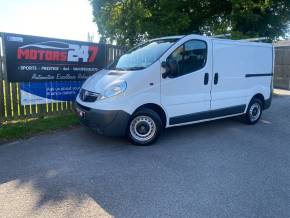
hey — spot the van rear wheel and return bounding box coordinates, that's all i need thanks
[242,98,263,125]
[128,108,163,145]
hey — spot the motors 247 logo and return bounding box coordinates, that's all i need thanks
[17,41,99,63]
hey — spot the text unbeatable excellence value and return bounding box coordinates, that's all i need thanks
[31,73,92,81]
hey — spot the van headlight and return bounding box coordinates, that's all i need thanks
[100,80,127,100]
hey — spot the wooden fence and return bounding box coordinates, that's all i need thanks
[274,46,290,90]
[0,35,126,122]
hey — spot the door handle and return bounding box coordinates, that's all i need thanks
[204,73,209,85]
[214,73,219,85]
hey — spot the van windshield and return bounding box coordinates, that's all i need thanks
[107,38,179,71]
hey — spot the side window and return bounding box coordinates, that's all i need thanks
[167,40,207,76]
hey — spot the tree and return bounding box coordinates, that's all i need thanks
[230,0,290,39]
[89,0,290,46]
[90,0,150,46]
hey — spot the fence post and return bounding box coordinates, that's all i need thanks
[0,33,5,122]
[0,33,13,121]
[105,44,108,66]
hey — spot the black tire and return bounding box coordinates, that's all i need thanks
[242,98,263,125]
[127,108,163,146]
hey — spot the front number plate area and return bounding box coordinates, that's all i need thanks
[76,108,86,118]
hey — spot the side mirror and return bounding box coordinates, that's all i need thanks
[161,61,170,79]
[161,60,179,79]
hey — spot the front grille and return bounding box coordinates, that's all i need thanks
[79,89,100,102]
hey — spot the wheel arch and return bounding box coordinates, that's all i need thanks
[251,93,266,109]
[133,103,167,128]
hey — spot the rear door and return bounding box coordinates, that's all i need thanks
[161,37,212,126]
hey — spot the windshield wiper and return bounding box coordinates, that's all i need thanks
[115,67,126,71]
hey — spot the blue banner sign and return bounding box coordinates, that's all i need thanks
[20,81,83,105]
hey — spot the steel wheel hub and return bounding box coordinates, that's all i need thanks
[130,116,156,142]
[249,103,261,122]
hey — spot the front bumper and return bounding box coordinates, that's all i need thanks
[75,102,130,136]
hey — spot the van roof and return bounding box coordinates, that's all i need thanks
[210,36,272,47]
[152,35,185,41]
[151,34,272,47]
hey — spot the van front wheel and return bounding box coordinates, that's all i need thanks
[242,98,263,125]
[128,108,163,145]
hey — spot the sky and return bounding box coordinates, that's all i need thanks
[0,0,100,42]
[0,0,288,43]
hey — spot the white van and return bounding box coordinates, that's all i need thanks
[75,34,274,145]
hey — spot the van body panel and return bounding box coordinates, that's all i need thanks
[211,40,273,111]
[169,104,246,125]
[77,62,162,115]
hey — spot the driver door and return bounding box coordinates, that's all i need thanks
[161,39,212,125]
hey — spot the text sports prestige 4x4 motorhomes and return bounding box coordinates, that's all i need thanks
[75,34,274,145]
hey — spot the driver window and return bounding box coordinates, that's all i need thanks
[167,45,183,74]
[167,40,207,77]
